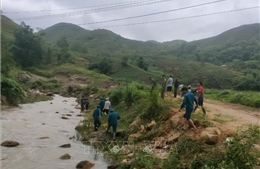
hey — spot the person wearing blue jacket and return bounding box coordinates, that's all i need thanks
[106,108,120,139]
[179,87,198,130]
[93,105,102,131]
[98,97,105,114]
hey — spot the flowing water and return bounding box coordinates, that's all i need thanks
[1,95,108,169]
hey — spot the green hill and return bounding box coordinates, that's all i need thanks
[190,23,260,47]
[1,15,259,94]
[1,15,20,40]
[42,23,162,55]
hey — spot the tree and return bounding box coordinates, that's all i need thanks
[121,56,128,66]
[137,57,148,71]
[56,37,71,61]
[11,22,43,68]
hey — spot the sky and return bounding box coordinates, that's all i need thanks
[1,0,259,42]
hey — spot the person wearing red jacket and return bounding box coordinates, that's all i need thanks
[193,81,206,115]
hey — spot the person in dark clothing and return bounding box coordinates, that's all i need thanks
[174,79,179,98]
[161,75,167,99]
[179,87,198,130]
[99,97,105,114]
[85,98,90,111]
[93,105,102,131]
[149,77,156,93]
[106,108,120,139]
[80,98,85,112]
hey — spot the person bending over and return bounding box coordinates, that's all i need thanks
[179,87,198,130]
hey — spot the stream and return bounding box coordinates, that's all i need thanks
[1,95,108,169]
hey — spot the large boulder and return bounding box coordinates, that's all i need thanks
[170,115,181,129]
[129,118,142,133]
[76,160,95,169]
[201,127,222,145]
[1,141,19,147]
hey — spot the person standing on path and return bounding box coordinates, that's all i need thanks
[103,97,111,115]
[161,75,167,99]
[149,77,156,93]
[166,75,173,96]
[174,79,179,98]
[179,87,198,130]
[106,108,120,139]
[93,105,102,131]
[193,82,206,115]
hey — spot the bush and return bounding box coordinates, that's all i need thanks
[109,87,124,106]
[1,77,24,106]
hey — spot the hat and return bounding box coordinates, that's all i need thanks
[106,97,109,100]
[109,108,114,112]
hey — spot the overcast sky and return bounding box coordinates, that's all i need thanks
[2,0,259,42]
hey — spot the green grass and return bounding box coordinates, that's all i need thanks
[205,89,260,108]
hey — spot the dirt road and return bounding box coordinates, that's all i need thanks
[203,99,260,130]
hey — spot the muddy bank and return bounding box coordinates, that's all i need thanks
[1,95,108,169]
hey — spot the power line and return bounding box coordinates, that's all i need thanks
[79,0,228,25]
[12,0,176,21]
[98,6,259,28]
[4,0,155,13]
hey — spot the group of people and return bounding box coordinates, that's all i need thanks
[92,97,120,139]
[87,79,206,140]
[179,81,206,130]
[149,75,179,99]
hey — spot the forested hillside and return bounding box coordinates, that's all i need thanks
[1,15,259,105]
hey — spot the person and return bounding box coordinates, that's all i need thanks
[99,97,105,115]
[106,108,120,139]
[193,82,206,115]
[179,87,198,130]
[80,98,85,112]
[85,98,90,111]
[161,75,167,99]
[174,79,179,98]
[166,75,173,95]
[93,105,102,131]
[149,77,156,92]
[103,97,111,115]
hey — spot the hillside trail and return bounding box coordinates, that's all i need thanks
[203,99,260,130]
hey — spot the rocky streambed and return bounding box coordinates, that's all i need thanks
[1,95,108,169]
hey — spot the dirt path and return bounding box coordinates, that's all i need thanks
[203,99,260,130]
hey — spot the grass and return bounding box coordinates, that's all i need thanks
[205,89,260,108]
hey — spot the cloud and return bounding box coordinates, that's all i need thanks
[2,0,259,42]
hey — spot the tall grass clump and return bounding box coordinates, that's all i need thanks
[1,77,24,106]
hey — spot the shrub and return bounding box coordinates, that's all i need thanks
[109,87,124,106]
[1,77,24,106]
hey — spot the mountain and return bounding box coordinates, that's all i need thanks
[1,15,259,91]
[1,15,20,40]
[190,23,260,47]
[42,23,162,55]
